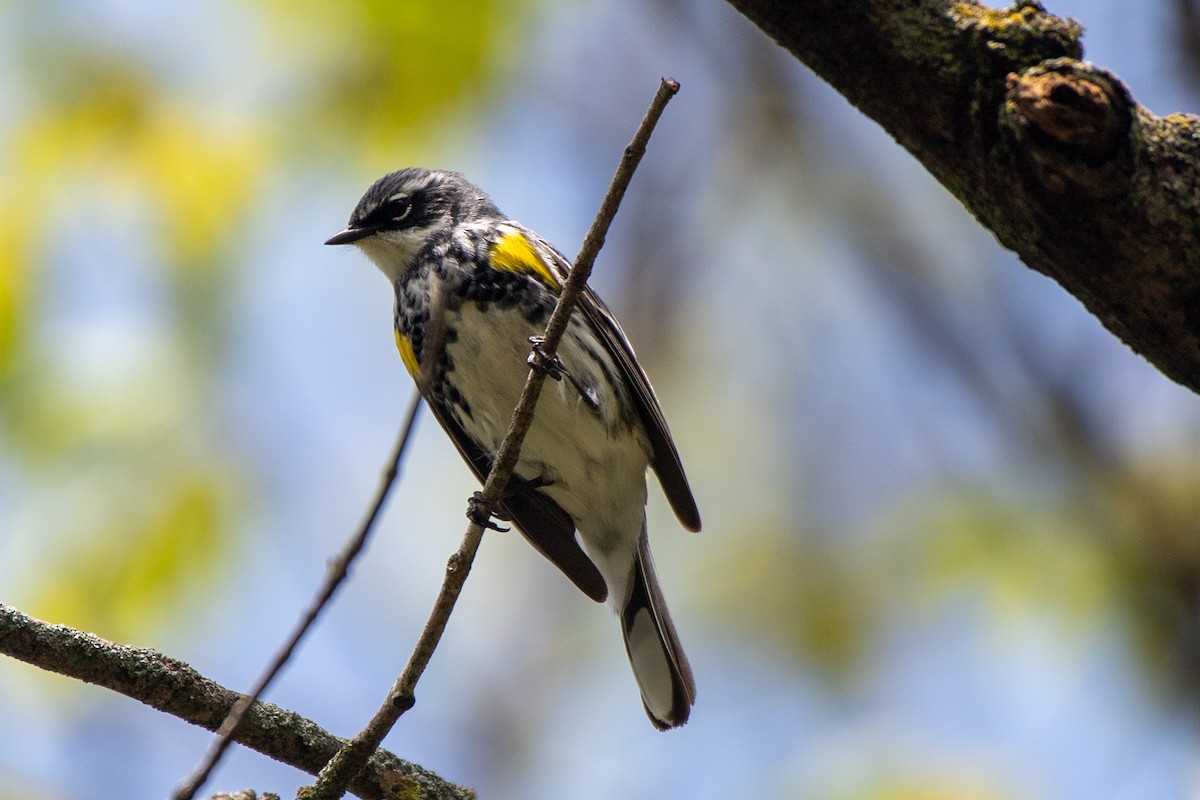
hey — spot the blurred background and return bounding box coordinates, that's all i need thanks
[3,1,1200,798]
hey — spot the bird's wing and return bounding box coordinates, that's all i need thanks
[575,287,701,531]
[524,228,702,533]
[422,397,608,602]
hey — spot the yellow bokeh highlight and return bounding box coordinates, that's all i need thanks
[0,197,35,381]
[914,495,1116,631]
[256,0,526,159]
[3,59,258,636]
[12,63,265,271]
[135,112,266,270]
[29,472,235,642]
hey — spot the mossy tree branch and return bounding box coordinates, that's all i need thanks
[725,0,1200,394]
[0,604,473,799]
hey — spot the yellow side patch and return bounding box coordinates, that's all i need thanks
[490,228,562,289]
[394,328,420,377]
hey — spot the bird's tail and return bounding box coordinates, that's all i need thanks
[619,526,696,730]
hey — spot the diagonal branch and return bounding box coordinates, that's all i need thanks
[303,77,681,800]
[0,604,472,800]
[172,391,424,800]
[725,0,1200,394]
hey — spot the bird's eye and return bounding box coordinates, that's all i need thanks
[385,193,412,223]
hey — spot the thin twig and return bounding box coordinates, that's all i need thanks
[304,77,681,800]
[172,390,424,800]
[0,605,472,800]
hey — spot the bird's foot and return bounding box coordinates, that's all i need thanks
[527,336,566,380]
[466,491,510,532]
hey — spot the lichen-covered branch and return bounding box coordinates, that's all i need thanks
[725,0,1200,394]
[0,605,473,800]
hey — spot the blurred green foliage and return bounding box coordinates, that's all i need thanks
[913,492,1116,629]
[0,0,525,641]
[258,0,524,159]
[703,521,881,684]
[31,472,235,638]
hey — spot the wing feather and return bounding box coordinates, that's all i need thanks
[421,378,609,602]
[521,228,702,532]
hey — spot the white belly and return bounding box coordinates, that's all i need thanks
[443,302,650,562]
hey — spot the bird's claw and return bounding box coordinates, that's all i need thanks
[467,491,510,532]
[527,336,566,380]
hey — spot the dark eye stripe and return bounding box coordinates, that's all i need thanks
[360,193,414,229]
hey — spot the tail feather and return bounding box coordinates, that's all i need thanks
[620,529,695,730]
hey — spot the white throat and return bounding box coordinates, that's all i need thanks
[355,228,430,283]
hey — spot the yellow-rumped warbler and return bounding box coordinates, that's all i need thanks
[326,167,700,730]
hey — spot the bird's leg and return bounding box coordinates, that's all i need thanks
[509,474,553,494]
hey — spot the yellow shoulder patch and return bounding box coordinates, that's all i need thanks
[489,228,562,289]
[394,328,420,377]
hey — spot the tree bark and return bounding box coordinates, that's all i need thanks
[0,605,474,800]
[725,0,1200,394]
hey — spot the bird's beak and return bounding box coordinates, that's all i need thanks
[325,226,373,246]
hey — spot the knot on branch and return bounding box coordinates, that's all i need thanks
[1002,59,1133,197]
[952,1,1082,69]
